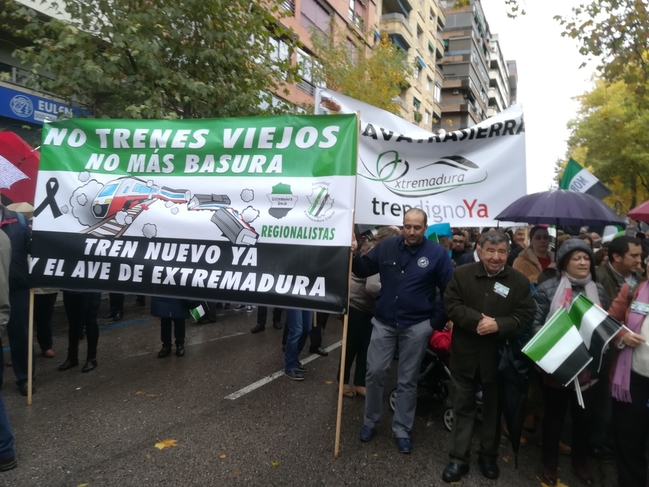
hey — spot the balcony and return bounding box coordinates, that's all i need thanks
[393,95,409,112]
[281,0,295,15]
[435,64,444,80]
[488,87,505,112]
[382,0,413,16]
[440,102,469,113]
[380,13,413,36]
[296,80,315,97]
[381,13,413,50]
[349,10,365,32]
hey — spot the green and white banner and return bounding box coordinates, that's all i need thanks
[30,115,358,312]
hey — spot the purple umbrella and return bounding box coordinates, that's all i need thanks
[495,189,625,226]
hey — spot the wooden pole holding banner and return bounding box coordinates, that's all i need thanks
[334,253,353,459]
[334,111,360,459]
[27,289,34,405]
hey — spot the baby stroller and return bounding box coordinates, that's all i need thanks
[388,346,483,431]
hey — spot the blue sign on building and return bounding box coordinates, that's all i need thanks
[0,85,88,125]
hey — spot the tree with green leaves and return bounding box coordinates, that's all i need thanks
[554,1,649,210]
[556,0,648,90]
[2,0,300,119]
[310,27,411,115]
[560,77,649,210]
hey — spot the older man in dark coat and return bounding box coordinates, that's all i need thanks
[442,231,535,483]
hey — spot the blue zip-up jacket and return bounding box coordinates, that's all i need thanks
[352,235,454,330]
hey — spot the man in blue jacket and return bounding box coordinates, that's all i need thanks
[352,208,454,453]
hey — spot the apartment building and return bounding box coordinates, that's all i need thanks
[487,33,516,117]
[277,0,378,108]
[377,0,446,127]
[435,0,516,131]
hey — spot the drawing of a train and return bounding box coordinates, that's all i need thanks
[92,177,190,219]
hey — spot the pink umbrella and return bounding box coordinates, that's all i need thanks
[627,200,649,224]
[0,132,40,203]
[0,154,29,191]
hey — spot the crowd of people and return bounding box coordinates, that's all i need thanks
[3,200,649,485]
[337,211,649,486]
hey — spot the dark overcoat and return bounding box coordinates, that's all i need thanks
[444,262,535,384]
[151,297,190,319]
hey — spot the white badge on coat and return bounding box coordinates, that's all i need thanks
[630,301,649,315]
[418,257,429,268]
[494,282,510,298]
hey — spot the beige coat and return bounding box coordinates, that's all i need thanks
[512,247,554,284]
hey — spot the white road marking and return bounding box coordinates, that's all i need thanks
[208,332,246,342]
[126,332,245,357]
[225,340,343,400]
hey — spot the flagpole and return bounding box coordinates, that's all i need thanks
[611,192,630,213]
[334,111,360,459]
[573,378,584,409]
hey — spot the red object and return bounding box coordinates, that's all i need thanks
[0,132,40,203]
[430,328,452,353]
[628,200,649,224]
[538,256,552,270]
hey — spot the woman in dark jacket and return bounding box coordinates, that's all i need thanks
[151,297,189,358]
[531,238,609,486]
[59,291,101,372]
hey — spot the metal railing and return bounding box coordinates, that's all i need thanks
[297,80,315,97]
[281,0,295,15]
[348,10,365,31]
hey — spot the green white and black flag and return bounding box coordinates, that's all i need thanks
[522,308,592,387]
[559,158,611,200]
[568,294,622,372]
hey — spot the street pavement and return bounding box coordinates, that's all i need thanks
[1,296,616,486]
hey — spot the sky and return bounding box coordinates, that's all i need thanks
[480,0,597,193]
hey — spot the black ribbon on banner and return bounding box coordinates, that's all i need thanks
[34,177,62,218]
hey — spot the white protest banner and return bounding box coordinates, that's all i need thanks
[315,89,527,226]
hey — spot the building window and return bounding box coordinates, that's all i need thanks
[426,76,432,92]
[301,0,331,32]
[434,83,441,103]
[415,65,421,81]
[429,9,435,22]
[417,24,424,43]
[348,0,365,31]
[413,97,421,111]
[269,38,290,78]
[297,48,325,96]
[424,110,430,125]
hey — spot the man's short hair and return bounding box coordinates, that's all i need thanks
[404,208,427,227]
[452,229,464,239]
[479,231,510,250]
[608,235,641,261]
